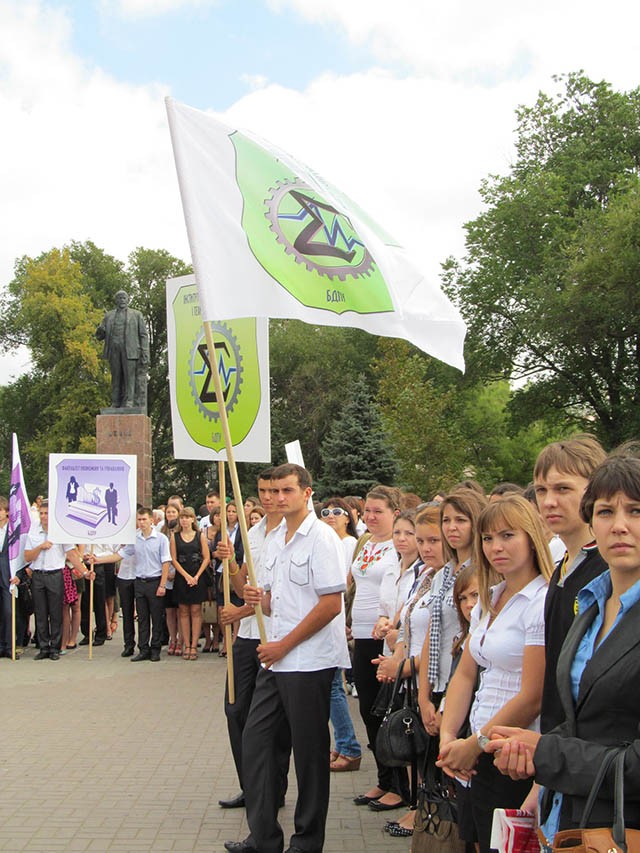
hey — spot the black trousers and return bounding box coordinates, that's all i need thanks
[352,637,397,793]
[470,753,533,853]
[224,637,290,794]
[116,576,136,651]
[243,667,334,853]
[80,564,107,641]
[32,570,64,652]
[0,564,12,654]
[135,577,164,653]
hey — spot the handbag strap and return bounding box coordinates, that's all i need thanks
[384,658,407,716]
[580,747,627,850]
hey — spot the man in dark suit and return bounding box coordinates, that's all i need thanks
[105,483,118,525]
[96,291,149,409]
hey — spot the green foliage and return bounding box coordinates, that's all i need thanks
[318,375,398,496]
[268,320,379,477]
[444,72,640,447]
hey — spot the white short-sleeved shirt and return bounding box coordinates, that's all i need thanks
[351,539,398,639]
[116,544,136,581]
[238,515,274,641]
[262,511,350,672]
[379,561,417,654]
[339,535,357,574]
[469,573,547,733]
[26,528,74,571]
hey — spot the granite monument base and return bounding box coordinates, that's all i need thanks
[96,413,152,507]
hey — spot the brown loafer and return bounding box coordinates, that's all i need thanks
[330,753,362,772]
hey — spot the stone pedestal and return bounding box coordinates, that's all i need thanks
[96,414,152,507]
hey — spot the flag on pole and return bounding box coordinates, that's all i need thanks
[165,98,466,371]
[8,433,31,593]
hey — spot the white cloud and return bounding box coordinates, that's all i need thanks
[271,0,640,90]
[240,73,269,92]
[100,0,218,19]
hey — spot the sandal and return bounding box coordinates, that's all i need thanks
[182,647,190,660]
[168,642,176,656]
[330,749,340,763]
[189,647,198,660]
[330,754,362,772]
[175,643,182,657]
[110,619,118,634]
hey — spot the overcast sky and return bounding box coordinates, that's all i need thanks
[2,0,639,380]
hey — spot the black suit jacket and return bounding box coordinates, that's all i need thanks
[536,594,640,831]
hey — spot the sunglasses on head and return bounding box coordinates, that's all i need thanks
[321,507,348,518]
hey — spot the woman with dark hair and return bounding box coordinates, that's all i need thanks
[437,495,553,852]
[161,501,181,656]
[321,496,362,773]
[489,454,640,847]
[350,484,404,811]
[321,496,358,571]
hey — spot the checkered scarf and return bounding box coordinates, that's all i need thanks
[427,561,458,689]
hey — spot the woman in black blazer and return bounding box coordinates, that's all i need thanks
[487,453,640,843]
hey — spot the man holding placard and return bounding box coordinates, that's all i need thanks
[23,501,89,660]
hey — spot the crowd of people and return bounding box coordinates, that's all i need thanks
[2,433,640,853]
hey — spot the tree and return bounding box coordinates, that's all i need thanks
[318,376,398,496]
[443,73,640,447]
[268,320,379,476]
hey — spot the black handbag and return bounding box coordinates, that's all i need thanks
[376,656,429,768]
[412,742,465,853]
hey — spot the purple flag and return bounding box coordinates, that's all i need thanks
[8,433,31,589]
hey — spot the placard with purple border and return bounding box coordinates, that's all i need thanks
[48,454,137,544]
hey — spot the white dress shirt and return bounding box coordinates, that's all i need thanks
[25,527,74,571]
[468,573,547,733]
[262,512,350,672]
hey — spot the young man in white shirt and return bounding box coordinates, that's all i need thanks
[226,464,349,853]
[23,501,88,660]
[217,469,289,812]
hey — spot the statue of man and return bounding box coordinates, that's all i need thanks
[96,291,150,410]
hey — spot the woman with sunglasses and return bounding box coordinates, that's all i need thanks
[320,497,359,571]
[321,497,362,773]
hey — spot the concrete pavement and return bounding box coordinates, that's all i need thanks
[0,634,410,852]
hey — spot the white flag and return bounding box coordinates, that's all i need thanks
[166,98,466,371]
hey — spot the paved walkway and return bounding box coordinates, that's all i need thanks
[0,635,409,852]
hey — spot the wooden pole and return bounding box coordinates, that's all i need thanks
[11,592,16,662]
[88,545,94,661]
[218,461,235,704]
[202,322,267,644]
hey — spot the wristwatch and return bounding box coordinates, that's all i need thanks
[476,731,490,751]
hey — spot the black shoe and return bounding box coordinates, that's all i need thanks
[131,653,150,662]
[79,637,90,646]
[34,650,50,660]
[49,652,60,661]
[218,793,245,809]
[93,638,106,646]
[223,840,257,853]
[121,647,134,657]
[150,651,160,662]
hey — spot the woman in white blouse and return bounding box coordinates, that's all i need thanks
[437,495,554,853]
[350,484,403,810]
[418,489,488,732]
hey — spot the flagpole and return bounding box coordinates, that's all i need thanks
[11,594,16,662]
[218,461,235,704]
[202,322,267,644]
[88,545,94,661]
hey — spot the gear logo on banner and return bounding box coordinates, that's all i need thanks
[172,283,261,451]
[231,131,395,316]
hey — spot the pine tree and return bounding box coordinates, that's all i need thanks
[318,376,398,496]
